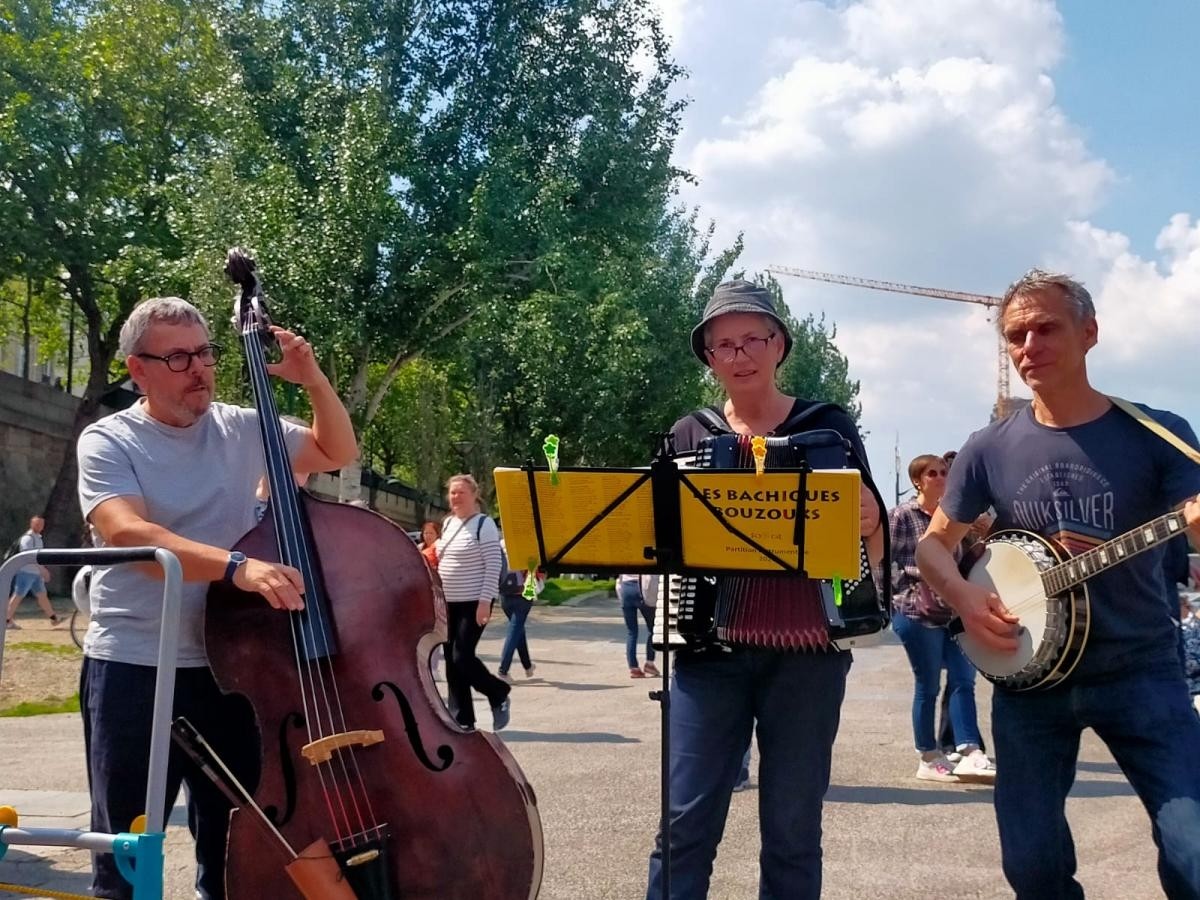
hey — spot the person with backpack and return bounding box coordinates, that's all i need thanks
[435,474,511,731]
[644,279,884,900]
[497,536,544,684]
[6,515,63,629]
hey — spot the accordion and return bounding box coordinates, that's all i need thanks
[652,430,889,653]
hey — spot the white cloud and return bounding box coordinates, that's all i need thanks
[668,0,1198,486]
[1053,216,1200,421]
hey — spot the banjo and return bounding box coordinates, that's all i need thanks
[954,507,1192,691]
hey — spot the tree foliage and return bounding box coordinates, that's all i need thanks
[0,0,238,541]
[0,0,864,528]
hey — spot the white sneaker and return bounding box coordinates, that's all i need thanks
[916,755,959,783]
[953,749,996,783]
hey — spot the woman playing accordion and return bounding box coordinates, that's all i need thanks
[644,279,884,900]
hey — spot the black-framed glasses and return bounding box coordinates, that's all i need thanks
[136,343,223,373]
[706,332,776,364]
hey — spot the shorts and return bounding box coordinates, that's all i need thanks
[11,571,46,598]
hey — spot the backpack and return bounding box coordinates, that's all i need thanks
[3,534,24,562]
[472,515,521,596]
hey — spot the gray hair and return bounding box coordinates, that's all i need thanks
[999,269,1095,328]
[119,297,210,357]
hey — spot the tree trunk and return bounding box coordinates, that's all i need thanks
[41,377,108,554]
[337,459,363,503]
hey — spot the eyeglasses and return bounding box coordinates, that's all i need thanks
[135,343,222,373]
[706,332,776,364]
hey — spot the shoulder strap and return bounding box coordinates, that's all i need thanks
[690,406,732,435]
[774,401,840,435]
[473,514,490,540]
[690,401,843,437]
[1109,396,1200,465]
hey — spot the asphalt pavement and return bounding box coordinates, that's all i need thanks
[0,591,1165,899]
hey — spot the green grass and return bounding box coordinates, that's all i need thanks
[541,578,615,607]
[0,693,80,717]
[8,641,80,657]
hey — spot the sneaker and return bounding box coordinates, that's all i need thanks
[642,661,660,677]
[732,777,750,793]
[5,620,19,630]
[953,749,996,783]
[916,755,959,783]
[491,697,511,731]
[498,671,514,685]
[524,665,536,679]
[629,667,646,678]
[49,614,63,627]
[944,750,963,765]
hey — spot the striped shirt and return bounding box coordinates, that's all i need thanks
[435,513,502,604]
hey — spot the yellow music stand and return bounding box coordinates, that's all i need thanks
[494,457,861,581]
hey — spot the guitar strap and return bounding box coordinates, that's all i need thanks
[1108,396,1200,466]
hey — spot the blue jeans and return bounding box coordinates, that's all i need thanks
[646,648,851,900]
[619,582,656,669]
[892,610,981,752]
[994,660,1200,900]
[499,592,532,674]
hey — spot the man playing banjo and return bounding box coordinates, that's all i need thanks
[916,269,1200,899]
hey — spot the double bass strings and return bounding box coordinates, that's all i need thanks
[244,326,384,847]
[242,322,385,850]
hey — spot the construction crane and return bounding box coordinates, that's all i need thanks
[766,264,1012,418]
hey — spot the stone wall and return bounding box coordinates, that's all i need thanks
[0,371,78,546]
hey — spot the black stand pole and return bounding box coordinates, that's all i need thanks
[649,618,671,899]
[646,442,681,899]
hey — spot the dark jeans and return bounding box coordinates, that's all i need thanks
[619,582,656,669]
[498,592,533,674]
[892,611,981,752]
[80,657,257,900]
[994,660,1200,899]
[445,600,510,728]
[646,647,851,900]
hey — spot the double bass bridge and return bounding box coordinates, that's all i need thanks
[300,729,386,765]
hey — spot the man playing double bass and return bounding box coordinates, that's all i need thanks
[76,296,357,899]
[916,269,1200,899]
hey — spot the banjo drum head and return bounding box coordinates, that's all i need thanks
[960,539,1049,678]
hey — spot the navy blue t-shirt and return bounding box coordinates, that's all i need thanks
[942,402,1200,682]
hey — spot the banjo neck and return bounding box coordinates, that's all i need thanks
[1040,509,1191,596]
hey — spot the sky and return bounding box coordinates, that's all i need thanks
[656,0,1200,502]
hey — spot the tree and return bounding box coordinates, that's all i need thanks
[0,0,235,543]
[764,272,862,420]
[180,0,710,496]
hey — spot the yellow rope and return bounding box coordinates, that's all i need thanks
[0,882,95,899]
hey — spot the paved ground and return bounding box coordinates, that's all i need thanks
[0,592,1166,899]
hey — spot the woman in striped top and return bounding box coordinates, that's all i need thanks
[435,474,511,731]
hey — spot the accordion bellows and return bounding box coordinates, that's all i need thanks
[654,432,883,652]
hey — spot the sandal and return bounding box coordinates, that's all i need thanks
[629,667,646,678]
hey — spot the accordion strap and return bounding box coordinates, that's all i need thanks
[690,401,841,437]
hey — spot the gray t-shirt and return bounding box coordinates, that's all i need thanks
[942,402,1200,681]
[18,530,43,575]
[76,400,306,667]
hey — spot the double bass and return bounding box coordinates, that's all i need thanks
[204,250,543,898]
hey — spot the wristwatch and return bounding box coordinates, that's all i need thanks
[223,551,248,584]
